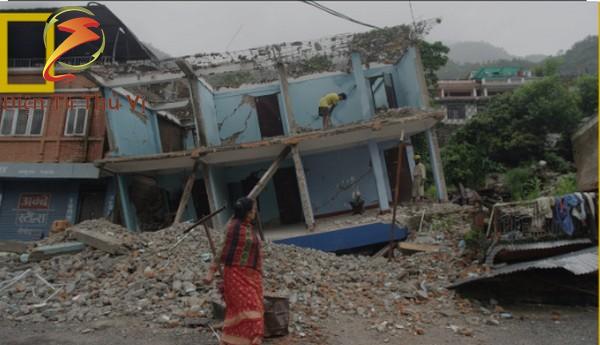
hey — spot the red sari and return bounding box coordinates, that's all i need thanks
[219,219,264,345]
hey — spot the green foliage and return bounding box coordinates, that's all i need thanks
[442,141,501,188]
[442,77,582,189]
[464,227,487,252]
[504,166,541,200]
[552,173,578,196]
[425,184,437,200]
[288,55,333,76]
[419,40,449,95]
[539,56,564,76]
[543,152,572,173]
[560,35,598,76]
[575,75,599,116]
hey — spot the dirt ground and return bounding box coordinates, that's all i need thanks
[1,305,596,345]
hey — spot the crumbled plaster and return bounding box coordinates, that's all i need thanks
[217,95,255,132]
[220,110,254,145]
[349,25,413,65]
[312,167,373,213]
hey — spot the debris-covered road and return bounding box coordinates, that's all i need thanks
[0,204,597,345]
[1,305,596,345]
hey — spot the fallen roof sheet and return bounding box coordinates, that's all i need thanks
[449,246,598,289]
[485,238,594,265]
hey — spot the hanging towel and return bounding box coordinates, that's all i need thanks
[572,193,587,223]
[555,196,575,236]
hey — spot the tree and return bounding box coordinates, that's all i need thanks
[418,40,449,96]
[575,74,598,116]
[442,77,582,188]
[540,56,564,76]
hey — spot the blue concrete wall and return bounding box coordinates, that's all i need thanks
[303,145,379,216]
[207,166,230,227]
[392,47,423,108]
[197,81,221,146]
[103,89,162,157]
[184,129,196,150]
[287,73,362,130]
[213,85,284,145]
[203,58,420,144]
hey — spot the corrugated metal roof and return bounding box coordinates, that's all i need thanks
[486,239,594,265]
[450,247,598,289]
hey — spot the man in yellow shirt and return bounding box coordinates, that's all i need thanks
[318,92,347,129]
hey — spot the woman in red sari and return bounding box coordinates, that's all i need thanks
[204,197,264,345]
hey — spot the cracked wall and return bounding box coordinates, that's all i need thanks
[303,145,379,216]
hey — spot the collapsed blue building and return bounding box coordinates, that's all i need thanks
[92,24,449,237]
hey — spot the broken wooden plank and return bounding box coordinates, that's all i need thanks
[174,161,200,224]
[291,145,315,230]
[70,229,127,255]
[398,242,440,255]
[247,146,292,199]
[0,240,29,254]
[29,242,85,261]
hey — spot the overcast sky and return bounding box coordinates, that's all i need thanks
[1,1,597,58]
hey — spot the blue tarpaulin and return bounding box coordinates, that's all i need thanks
[274,222,408,253]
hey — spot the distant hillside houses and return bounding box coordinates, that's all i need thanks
[436,66,534,125]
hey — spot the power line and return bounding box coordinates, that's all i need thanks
[301,1,381,30]
[225,24,244,51]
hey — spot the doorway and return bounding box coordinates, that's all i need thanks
[77,183,106,222]
[273,167,303,225]
[255,94,284,138]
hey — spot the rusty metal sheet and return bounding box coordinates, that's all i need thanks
[450,246,598,289]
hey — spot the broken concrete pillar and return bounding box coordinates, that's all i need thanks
[425,128,448,202]
[277,62,298,134]
[351,52,373,121]
[70,229,127,255]
[368,141,390,212]
[291,146,315,230]
[176,59,207,147]
[116,175,138,232]
[29,242,85,261]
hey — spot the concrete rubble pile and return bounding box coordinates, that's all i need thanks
[0,207,492,338]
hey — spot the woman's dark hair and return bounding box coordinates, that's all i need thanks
[233,197,255,220]
[338,92,347,100]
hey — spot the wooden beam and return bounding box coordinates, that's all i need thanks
[174,161,200,224]
[291,145,315,230]
[388,130,405,260]
[276,62,298,133]
[247,146,292,199]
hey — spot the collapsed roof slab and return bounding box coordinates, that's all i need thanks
[94,108,443,173]
[193,108,444,167]
[95,151,194,174]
